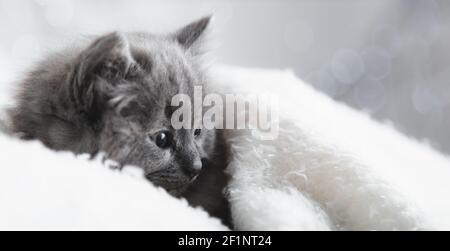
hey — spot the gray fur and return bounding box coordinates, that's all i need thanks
[9,17,232,227]
[0,118,8,135]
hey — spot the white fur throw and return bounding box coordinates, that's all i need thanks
[1,65,450,230]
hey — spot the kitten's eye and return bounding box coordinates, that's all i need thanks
[154,131,172,149]
[194,129,202,137]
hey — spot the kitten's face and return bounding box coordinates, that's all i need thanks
[100,91,216,195]
[98,55,216,195]
[74,17,214,195]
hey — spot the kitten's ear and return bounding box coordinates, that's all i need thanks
[70,32,133,121]
[76,32,133,83]
[173,16,212,50]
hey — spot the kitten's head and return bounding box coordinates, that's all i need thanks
[71,17,214,195]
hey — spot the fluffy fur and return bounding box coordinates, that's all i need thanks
[212,65,450,230]
[0,133,227,231]
[2,65,450,230]
[7,17,232,227]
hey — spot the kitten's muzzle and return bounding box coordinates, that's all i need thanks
[182,159,202,178]
[145,163,201,191]
[145,157,206,194]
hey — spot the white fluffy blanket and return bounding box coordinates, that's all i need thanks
[1,65,450,230]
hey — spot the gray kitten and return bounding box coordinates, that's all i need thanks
[9,17,232,227]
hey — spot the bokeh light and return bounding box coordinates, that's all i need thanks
[354,77,386,112]
[306,64,339,98]
[331,48,365,85]
[412,84,439,115]
[361,46,392,80]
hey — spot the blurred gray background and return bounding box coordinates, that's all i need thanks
[0,0,449,154]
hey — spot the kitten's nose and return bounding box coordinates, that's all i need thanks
[183,159,202,177]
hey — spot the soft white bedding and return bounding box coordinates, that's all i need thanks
[0,136,227,231]
[1,65,450,230]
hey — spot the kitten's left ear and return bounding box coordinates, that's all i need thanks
[70,32,134,122]
[173,16,212,50]
[77,32,134,83]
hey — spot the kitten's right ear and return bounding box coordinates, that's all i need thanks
[173,16,212,51]
[70,32,134,121]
